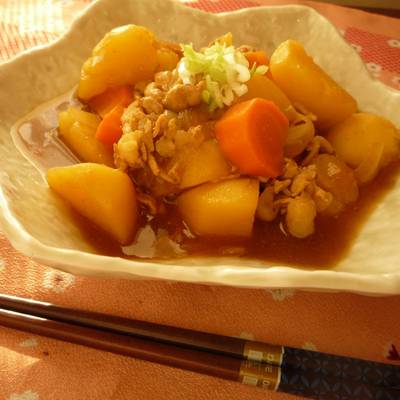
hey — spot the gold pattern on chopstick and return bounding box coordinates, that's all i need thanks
[243,341,284,366]
[239,359,281,390]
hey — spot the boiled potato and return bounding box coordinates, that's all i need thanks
[314,154,359,208]
[177,178,259,237]
[156,47,179,72]
[240,74,295,120]
[353,143,384,185]
[269,40,357,130]
[78,25,158,100]
[327,113,400,183]
[47,163,138,245]
[180,139,231,189]
[58,108,114,167]
[59,107,100,130]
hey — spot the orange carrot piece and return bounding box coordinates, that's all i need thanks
[89,86,133,118]
[245,51,269,69]
[95,105,124,146]
[215,98,289,178]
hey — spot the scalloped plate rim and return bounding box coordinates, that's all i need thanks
[1,0,400,295]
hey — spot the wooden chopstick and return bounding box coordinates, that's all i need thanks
[0,307,239,380]
[0,294,245,358]
[0,294,399,400]
[1,293,398,389]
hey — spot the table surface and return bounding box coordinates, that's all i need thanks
[0,1,400,399]
[314,1,400,17]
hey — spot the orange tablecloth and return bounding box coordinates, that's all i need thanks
[0,1,399,399]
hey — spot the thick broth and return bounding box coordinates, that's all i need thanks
[72,160,400,268]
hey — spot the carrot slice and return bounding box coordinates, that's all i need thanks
[245,51,269,69]
[95,105,124,146]
[215,98,289,178]
[89,85,133,118]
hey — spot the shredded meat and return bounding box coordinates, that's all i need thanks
[115,131,143,170]
[302,135,334,165]
[255,109,340,237]
[290,165,316,196]
[257,158,334,238]
[163,81,204,112]
[141,96,164,114]
[113,60,353,238]
[115,70,212,198]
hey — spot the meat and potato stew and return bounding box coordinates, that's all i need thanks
[46,25,400,264]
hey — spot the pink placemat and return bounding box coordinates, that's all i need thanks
[0,1,399,399]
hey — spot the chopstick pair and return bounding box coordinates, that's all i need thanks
[0,294,399,400]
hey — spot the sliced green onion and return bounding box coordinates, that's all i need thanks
[178,42,266,110]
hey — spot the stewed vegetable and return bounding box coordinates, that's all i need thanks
[47,163,138,245]
[47,24,400,251]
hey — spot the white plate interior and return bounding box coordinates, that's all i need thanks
[0,0,400,294]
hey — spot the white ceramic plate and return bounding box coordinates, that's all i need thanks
[1,0,400,294]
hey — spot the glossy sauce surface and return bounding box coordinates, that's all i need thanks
[15,93,400,269]
[72,159,400,268]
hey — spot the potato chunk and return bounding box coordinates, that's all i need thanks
[78,25,158,100]
[240,74,295,120]
[314,154,359,215]
[269,40,357,130]
[58,108,114,167]
[327,113,400,183]
[177,178,259,237]
[156,47,179,72]
[180,139,231,189]
[47,163,138,245]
